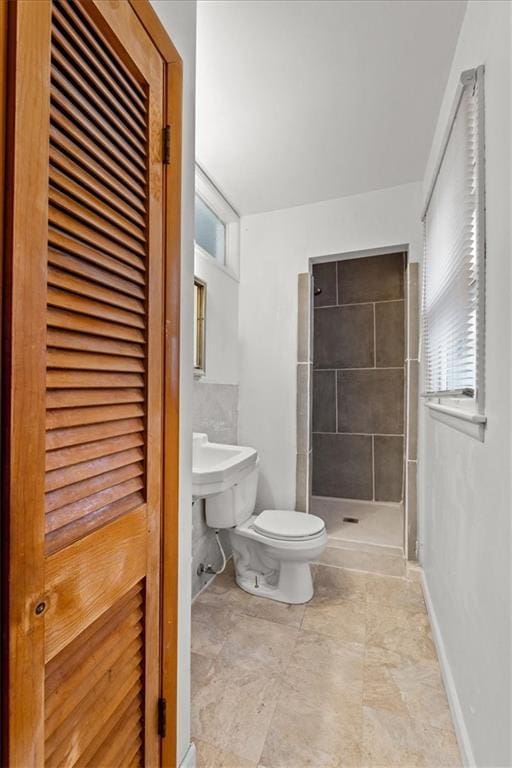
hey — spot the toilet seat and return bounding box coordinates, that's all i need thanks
[253,509,325,541]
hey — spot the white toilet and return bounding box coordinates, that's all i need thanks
[205,460,327,604]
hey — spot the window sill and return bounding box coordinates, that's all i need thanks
[425,401,487,441]
[195,244,239,282]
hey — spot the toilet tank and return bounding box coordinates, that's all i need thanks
[205,461,259,529]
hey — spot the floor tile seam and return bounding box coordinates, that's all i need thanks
[298,624,366,652]
[387,669,453,699]
[364,596,429,614]
[361,701,459,740]
[363,651,444,677]
[233,606,304,630]
[228,607,303,637]
[364,598,428,615]
[309,591,367,607]
[253,678,291,768]
[325,538,404,555]
[195,739,257,768]
[191,646,223,663]
[318,563,407,581]
[315,562,407,579]
[364,639,437,666]
[276,629,301,681]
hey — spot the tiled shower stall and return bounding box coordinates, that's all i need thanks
[296,251,419,558]
[313,253,406,502]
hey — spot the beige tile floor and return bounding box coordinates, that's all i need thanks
[191,561,461,768]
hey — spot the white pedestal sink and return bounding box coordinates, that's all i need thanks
[192,433,259,498]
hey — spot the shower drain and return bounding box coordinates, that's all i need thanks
[343,516,359,524]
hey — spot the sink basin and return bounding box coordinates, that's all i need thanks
[192,433,258,498]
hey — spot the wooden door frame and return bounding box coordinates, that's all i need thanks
[1,1,182,765]
[128,5,183,765]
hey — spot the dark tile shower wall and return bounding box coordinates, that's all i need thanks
[312,253,405,502]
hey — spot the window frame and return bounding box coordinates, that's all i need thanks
[193,277,206,377]
[421,65,487,438]
[195,164,240,279]
[194,193,226,265]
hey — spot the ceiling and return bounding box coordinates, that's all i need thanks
[196,0,466,215]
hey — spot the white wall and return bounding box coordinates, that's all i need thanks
[150,2,196,765]
[194,250,239,384]
[419,3,511,767]
[238,181,423,512]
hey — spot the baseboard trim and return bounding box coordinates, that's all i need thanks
[179,742,197,768]
[421,571,476,768]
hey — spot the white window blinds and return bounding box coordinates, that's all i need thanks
[422,67,485,402]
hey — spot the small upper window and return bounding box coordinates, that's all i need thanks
[194,278,206,375]
[422,66,485,412]
[195,194,226,264]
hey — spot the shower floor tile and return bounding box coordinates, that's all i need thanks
[311,496,403,552]
[190,561,461,768]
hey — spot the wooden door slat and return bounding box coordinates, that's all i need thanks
[126,749,144,768]
[52,3,147,131]
[50,165,146,244]
[45,480,144,543]
[45,582,143,683]
[45,666,142,765]
[50,80,147,184]
[47,308,145,344]
[46,447,144,493]
[76,697,142,768]
[47,349,145,373]
[50,106,146,203]
[48,229,145,288]
[94,720,142,768]
[49,206,145,270]
[48,267,145,315]
[58,0,147,107]
[46,402,144,430]
[49,186,146,258]
[45,461,143,514]
[45,639,143,742]
[47,370,145,390]
[44,492,145,556]
[50,123,147,217]
[46,626,142,723]
[46,432,144,472]
[51,37,147,159]
[47,329,145,359]
[47,286,145,329]
[48,248,145,301]
[46,417,144,451]
[46,388,144,411]
[50,144,146,230]
[52,9,147,141]
[48,227,145,283]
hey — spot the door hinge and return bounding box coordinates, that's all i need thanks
[163,125,171,165]
[157,697,167,737]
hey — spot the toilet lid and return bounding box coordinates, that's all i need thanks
[253,510,325,540]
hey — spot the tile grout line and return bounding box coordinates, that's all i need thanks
[372,435,375,502]
[373,302,376,369]
[314,366,404,372]
[313,431,405,437]
[335,368,339,434]
[315,298,405,310]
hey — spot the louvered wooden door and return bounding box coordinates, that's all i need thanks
[4,1,176,765]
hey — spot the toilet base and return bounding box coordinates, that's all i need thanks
[235,561,314,604]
